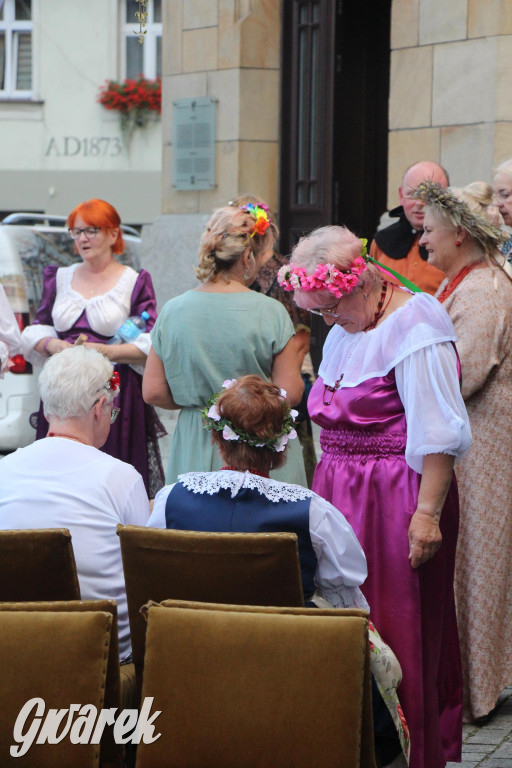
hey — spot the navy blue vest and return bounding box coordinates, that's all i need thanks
[165,483,317,599]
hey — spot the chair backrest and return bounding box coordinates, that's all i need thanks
[0,528,80,601]
[0,600,127,768]
[136,600,375,768]
[0,609,112,768]
[117,525,304,668]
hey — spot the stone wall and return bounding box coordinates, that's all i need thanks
[388,0,512,205]
[144,0,282,310]
[161,0,281,215]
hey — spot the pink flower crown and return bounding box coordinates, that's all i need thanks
[277,249,368,298]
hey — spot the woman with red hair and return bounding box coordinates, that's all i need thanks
[21,198,164,495]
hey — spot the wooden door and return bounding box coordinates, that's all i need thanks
[279,0,391,368]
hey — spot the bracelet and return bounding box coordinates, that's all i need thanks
[42,337,53,356]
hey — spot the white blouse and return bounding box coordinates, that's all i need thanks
[0,437,150,659]
[148,470,370,611]
[318,292,472,474]
[21,264,152,368]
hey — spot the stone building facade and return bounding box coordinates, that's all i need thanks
[144,0,512,307]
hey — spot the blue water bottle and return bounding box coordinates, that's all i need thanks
[109,311,150,344]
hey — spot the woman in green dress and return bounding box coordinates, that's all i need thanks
[143,203,307,486]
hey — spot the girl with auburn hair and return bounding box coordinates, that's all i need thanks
[143,203,306,486]
[21,198,165,496]
[147,374,410,767]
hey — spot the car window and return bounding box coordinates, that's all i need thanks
[0,228,141,322]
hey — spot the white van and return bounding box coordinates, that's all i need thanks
[0,214,141,452]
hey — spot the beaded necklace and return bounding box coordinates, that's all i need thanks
[323,281,395,406]
[437,263,479,304]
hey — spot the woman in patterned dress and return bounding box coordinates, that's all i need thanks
[418,180,512,722]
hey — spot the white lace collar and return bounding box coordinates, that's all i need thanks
[319,292,457,387]
[178,470,313,503]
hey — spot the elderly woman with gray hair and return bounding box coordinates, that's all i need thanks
[0,345,149,661]
[418,180,512,723]
[278,225,471,768]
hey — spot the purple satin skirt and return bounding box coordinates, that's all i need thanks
[309,371,462,768]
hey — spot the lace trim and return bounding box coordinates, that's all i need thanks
[178,470,314,503]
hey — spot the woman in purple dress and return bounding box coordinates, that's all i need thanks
[21,199,164,496]
[278,226,471,768]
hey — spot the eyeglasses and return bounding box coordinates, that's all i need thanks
[92,400,121,424]
[307,299,342,318]
[68,226,101,240]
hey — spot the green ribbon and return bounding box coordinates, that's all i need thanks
[367,256,423,293]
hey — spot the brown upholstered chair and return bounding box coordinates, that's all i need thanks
[135,599,376,768]
[0,609,112,768]
[0,528,80,601]
[0,600,132,768]
[117,525,304,685]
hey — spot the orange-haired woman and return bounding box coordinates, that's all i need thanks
[21,198,164,495]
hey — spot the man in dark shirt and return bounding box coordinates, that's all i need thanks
[370,161,450,294]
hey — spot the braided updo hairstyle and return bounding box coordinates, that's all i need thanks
[195,205,279,282]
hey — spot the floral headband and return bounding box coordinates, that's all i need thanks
[239,203,272,238]
[202,379,298,452]
[277,240,369,298]
[278,237,423,295]
[105,371,120,392]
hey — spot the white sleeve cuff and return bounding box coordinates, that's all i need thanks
[131,331,152,357]
[146,485,174,527]
[395,342,472,474]
[309,494,368,587]
[21,325,57,366]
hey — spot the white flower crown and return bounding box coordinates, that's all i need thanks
[202,379,298,452]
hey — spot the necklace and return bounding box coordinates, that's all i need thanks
[221,465,270,478]
[47,432,89,445]
[437,263,479,303]
[323,282,395,407]
[362,281,393,332]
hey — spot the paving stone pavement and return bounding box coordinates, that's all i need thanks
[446,689,512,767]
